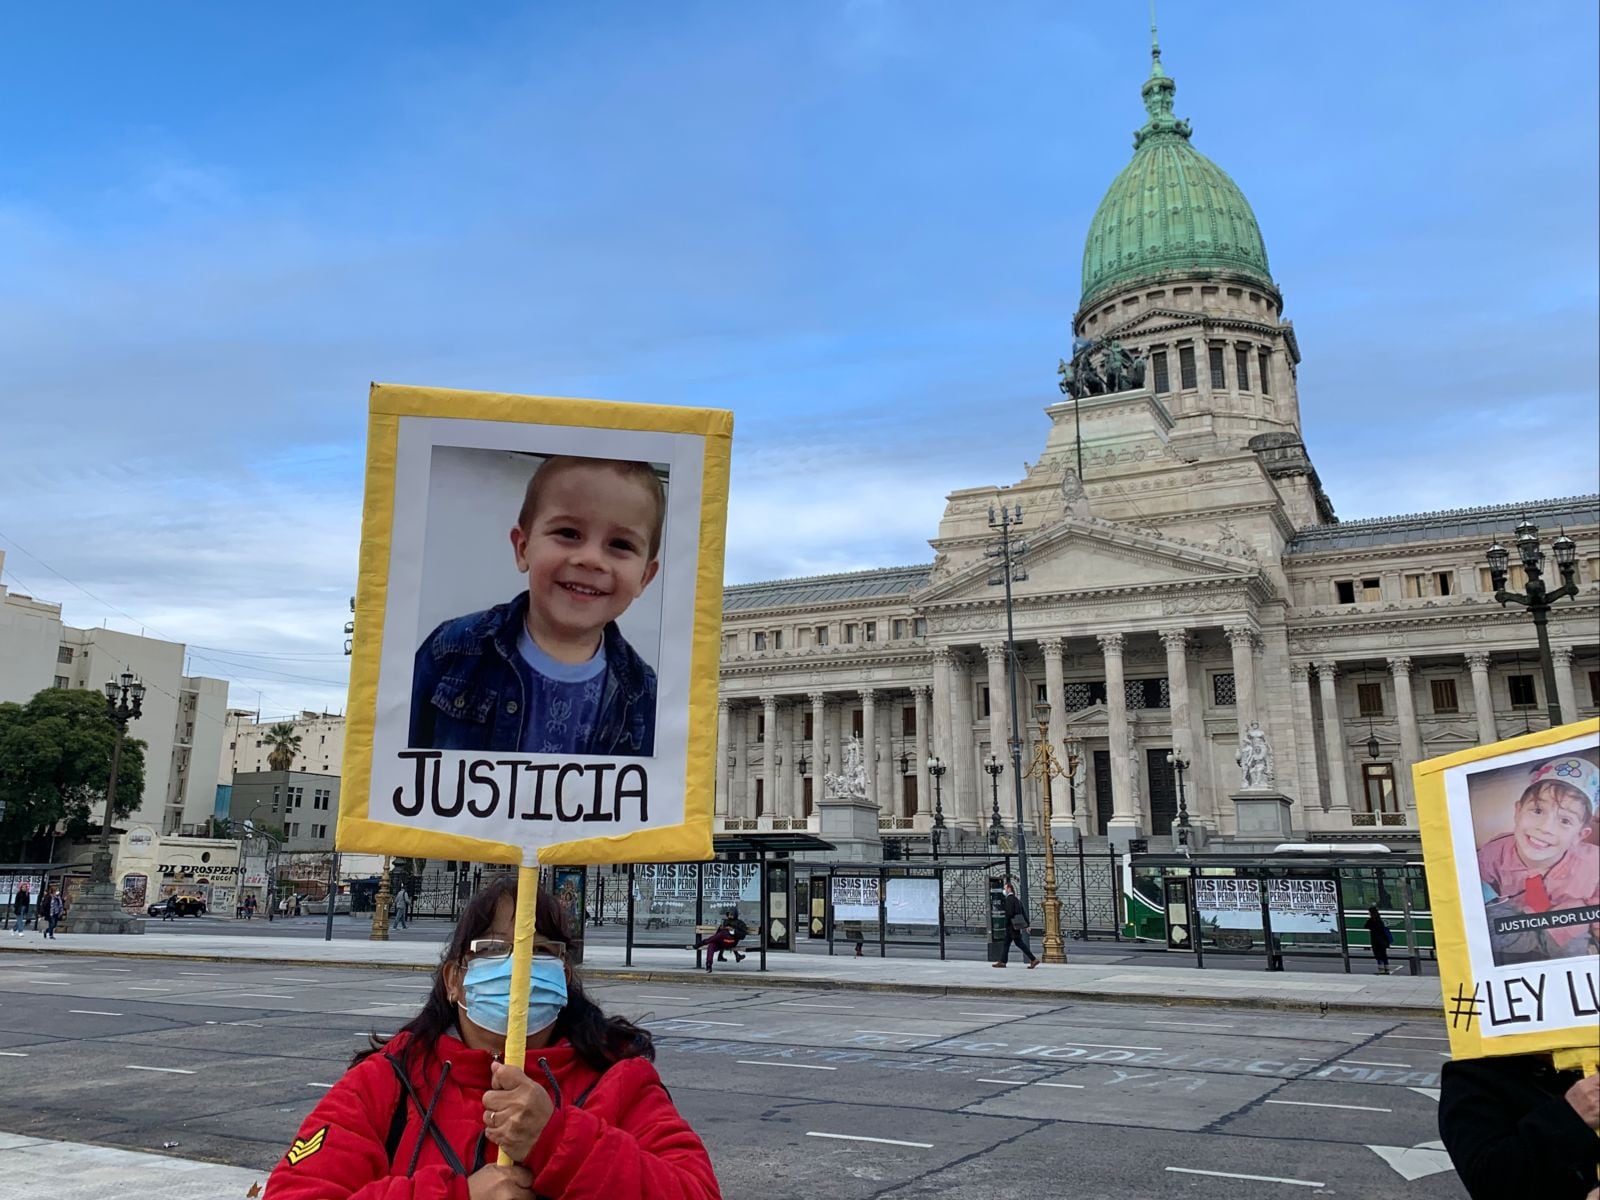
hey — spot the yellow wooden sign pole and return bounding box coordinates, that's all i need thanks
[496,864,541,1167]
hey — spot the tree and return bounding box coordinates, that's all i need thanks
[264,723,302,772]
[0,688,146,860]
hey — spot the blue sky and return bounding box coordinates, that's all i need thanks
[1,1,1596,716]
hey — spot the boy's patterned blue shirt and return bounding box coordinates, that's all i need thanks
[516,626,606,754]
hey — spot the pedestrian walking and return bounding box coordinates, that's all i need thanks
[11,882,31,936]
[243,894,257,919]
[162,894,178,921]
[993,878,1040,969]
[393,886,410,930]
[43,886,63,939]
[265,877,720,1199]
[1364,906,1393,974]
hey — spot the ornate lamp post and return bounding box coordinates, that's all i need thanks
[983,753,1005,845]
[795,752,810,824]
[371,855,393,941]
[1022,702,1067,963]
[925,755,947,860]
[1487,521,1580,725]
[1166,751,1191,849]
[986,498,1031,918]
[63,674,145,934]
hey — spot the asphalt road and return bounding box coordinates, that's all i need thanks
[0,954,1465,1199]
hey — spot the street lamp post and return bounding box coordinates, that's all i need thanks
[1487,521,1580,726]
[1022,702,1067,963]
[63,674,145,934]
[983,753,1005,845]
[986,498,1032,919]
[925,756,947,860]
[372,855,393,941]
[1166,751,1191,850]
[795,752,810,824]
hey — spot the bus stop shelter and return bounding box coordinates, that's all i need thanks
[622,833,834,972]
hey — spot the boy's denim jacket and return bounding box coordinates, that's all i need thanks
[409,593,656,756]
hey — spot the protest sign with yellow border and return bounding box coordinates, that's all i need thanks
[1414,718,1600,1063]
[337,383,732,868]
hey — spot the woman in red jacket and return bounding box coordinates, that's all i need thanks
[266,877,720,1200]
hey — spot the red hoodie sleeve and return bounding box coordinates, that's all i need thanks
[526,1058,720,1200]
[265,1054,468,1200]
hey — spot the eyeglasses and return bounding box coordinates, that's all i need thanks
[466,937,566,961]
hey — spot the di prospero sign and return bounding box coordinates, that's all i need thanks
[1414,718,1600,1062]
[337,383,732,868]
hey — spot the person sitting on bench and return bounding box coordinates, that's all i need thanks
[704,908,749,971]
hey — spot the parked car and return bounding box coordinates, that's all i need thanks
[147,894,206,917]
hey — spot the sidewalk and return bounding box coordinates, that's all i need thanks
[0,1132,263,1200]
[0,931,1444,1015]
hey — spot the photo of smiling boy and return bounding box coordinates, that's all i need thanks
[1476,755,1600,966]
[409,455,664,756]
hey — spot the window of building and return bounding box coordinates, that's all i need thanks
[1126,678,1170,709]
[1152,351,1170,394]
[1480,565,1529,592]
[1235,346,1251,390]
[815,625,829,647]
[1360,763,1399,815]
[1212,673,1237,706]
[1208,345,1226,389]
[1357,682,1384,717]
[913,617,927,637]
[1430,678,1460,714]
[1335,580,1355,604]
[1508,674,1538,709]
[1590,670,1600,707]
[1036,682,1048,705]
[723,633,737,656]
[754,779,764,818]
[1335,578,1382,604]
[851,709,864,737]
[901,705,916,736]
[864,622,876,643]
[753,631,767,651]
[802,776,814,818]
[1063,680,1108,710]
[843,624,856,644]
[1404,571,1456,598]
[315,824,327,839]
[56,645,73,664]
[1178,345,1198,389]
[1435,571,1454,596]
[755,713,765,743]
[771,630,783,651]
[53,675,68,689]
[1588,557,1600,585]
[979,685,991,718]
[1258,349,1272,395]
[802,711,814,740]
[287,822,300,838]
[893,619,907,639]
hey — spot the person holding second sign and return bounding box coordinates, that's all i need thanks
[267,877,719,1199]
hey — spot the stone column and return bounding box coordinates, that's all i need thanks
[1388,656,1423,812]
[951,651,978,828]
[912,685,932,817]
[715,699,731,819]
[1099,633,1139,837]
[931,650,954,813]
[779,699,795,819]
[1038,638,1068,831]
[809,690,828,780]
[1552,646,1579,725]
[1225,624,1258,739]
[982,641,1009,769]
[1162,629,1206,825]
[1289,665,1320,812]
[1313,662,1352,818]
[1466,652,1497,745]
[735,705,751,819]
[761,694,778,820]
[859,688,878,812]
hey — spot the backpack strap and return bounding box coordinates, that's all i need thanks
[383,1083,409,1165]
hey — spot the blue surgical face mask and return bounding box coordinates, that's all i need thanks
[460,954,569,1038]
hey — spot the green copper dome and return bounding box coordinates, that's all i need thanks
[1079,44,1274,311]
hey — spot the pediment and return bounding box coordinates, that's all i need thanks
[917,516,1259,606]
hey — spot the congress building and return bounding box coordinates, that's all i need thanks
[712,42,1599,855]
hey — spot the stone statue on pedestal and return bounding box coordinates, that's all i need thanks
[1235,722,1275,790]
[825,735,868,800]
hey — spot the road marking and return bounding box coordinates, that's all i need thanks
[179,972,222,977]
[960,1011,1018,1018]
[1409,1087,1442,1101]
[125,1065,195,1075]
[1384,1034,1449,1042]
[224,1021,265,1028]
[229,993,295,1000]
[1166,1167,1324,1188]
[806,1132,933,1149]
[638,995,697,1002]
[779,1002,855,1009]
[69,1010,123,1016]
[1266,1099,1392,1113]
[90,968,133,973]
[308,1082,336,1089]
[1146,1020,1232,1029]
[25,980,69,986]
[736,1060,838,1071]
[0,1051,28,1057]
[127,986,170,991]
[1341,1059,1409,1068]
[274,977,320,983]
[853,1030,935,1038]
[1056,1041,1163,1051]
[671,1019,744,1026]
[978,1078,1085,1089]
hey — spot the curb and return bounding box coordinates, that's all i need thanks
[0,943,1437,1017]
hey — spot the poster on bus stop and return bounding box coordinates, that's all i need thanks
[1415,718,1600,1061]
[337,383,732,869]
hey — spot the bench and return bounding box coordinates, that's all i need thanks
[691,924,762,964]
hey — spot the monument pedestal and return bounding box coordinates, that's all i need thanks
[61,882,143,935]
[816,798,883,863]
[1230,791,1295,840]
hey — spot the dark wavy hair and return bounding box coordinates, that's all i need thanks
[354,875,653,1072]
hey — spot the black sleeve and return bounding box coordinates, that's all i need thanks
[1438,1060,1598,1200]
